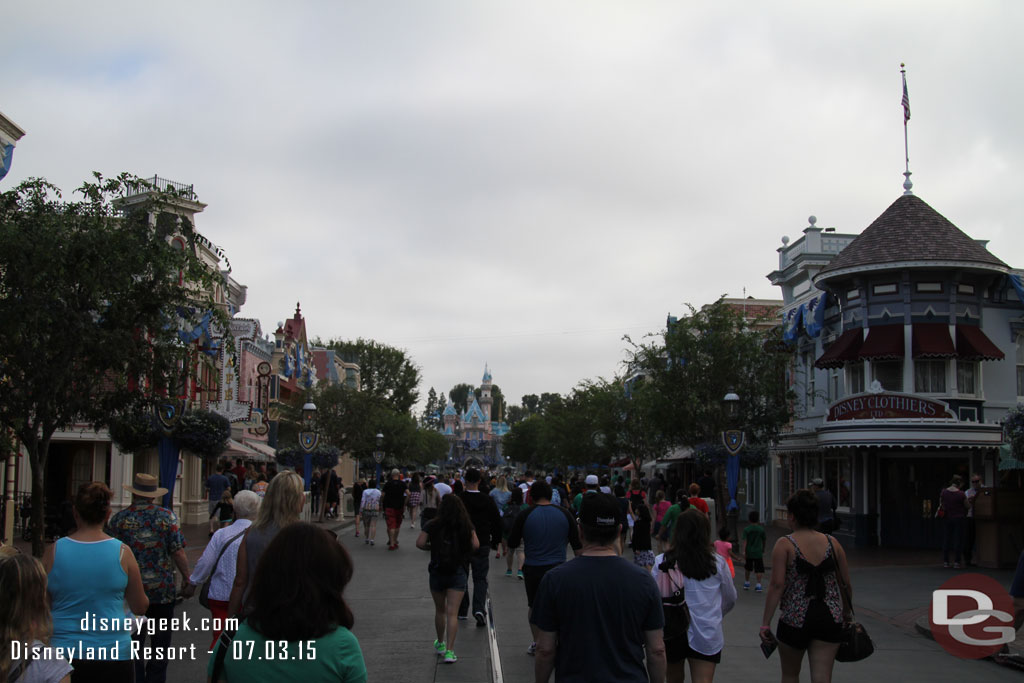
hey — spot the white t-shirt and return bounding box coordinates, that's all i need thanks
[360,488,382,511]
[434,482,453,498]
[651,552,737,655]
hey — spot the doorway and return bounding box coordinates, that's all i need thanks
[879,454,969,548]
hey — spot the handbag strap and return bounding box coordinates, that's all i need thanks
[211,627,236,681]
[825,536,854,617]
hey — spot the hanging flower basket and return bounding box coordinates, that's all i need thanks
[173,409,231,460]
[108,410,161,454]
[276,445,340,470]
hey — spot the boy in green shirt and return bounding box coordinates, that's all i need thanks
[741,510,767,592]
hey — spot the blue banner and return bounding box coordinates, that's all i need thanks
[1009,274,1024,306]
[804,293,827,338]
[782,305,805,343]
[726,454,740,512]
[0,143,13,181]
[158,437,180,510]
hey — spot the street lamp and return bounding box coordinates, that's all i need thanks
[298,402,319,492]
[373,432,385,488]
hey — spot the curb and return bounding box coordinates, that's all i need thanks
[485,595,503,683]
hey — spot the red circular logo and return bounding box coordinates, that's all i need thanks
[930,573,1015,659]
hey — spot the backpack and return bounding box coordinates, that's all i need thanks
[433,525,463,575]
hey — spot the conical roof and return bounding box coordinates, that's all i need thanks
[816,194,1008,283]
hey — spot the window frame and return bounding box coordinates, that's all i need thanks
[872,360,904,392]
[914,359,947,394]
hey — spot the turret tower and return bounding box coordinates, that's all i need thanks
[480,364,493,422]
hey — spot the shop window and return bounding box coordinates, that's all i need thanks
[914,360,946,393]
[958,283,975,295]
[776,455,796,506]
[847,288,860,301]
[915,282,942,293]
[825,456,853,510]
[957,362,978,396]
[1017,335,1024,398]
[806,354,816,408]
[873,283,898,295]
[847,363,865,394]
[830,371,839,402]
[872,360,903,392]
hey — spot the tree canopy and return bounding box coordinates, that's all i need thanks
[0,174,224,555]
[323,337,421,414]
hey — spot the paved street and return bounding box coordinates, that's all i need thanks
[155,520,1023,682]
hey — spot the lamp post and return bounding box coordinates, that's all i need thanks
[298,402,319,492]
[721,389,744,539]
[373,432,385,488]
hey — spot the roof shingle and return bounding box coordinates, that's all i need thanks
[817,194,1007,279]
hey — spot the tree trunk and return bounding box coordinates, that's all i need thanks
[23,430,51,558]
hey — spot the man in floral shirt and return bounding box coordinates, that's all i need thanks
[108,472,190,683]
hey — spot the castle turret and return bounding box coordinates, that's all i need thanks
[479,364,493,422]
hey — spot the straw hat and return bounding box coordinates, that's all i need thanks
[124,473,168,499]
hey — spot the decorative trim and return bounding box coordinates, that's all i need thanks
[815,260,1008,285]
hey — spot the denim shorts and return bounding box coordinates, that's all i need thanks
[429,566,468,593]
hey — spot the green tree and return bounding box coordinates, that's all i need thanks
[0,175,222,556]
[630,299,793,447]
[521,394,540,415]
[421,386,444,429]
[502,414,543,467]
[448,383,474,414]
[628,298,794,514]
[505,404,529,426]
[325,338,421,414]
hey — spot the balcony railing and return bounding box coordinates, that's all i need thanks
[126,175,197,201]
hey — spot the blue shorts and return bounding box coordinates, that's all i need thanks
[429,566,468,593]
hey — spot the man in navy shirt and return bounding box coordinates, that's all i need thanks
[530,492,665,683]
[508,480,582,655]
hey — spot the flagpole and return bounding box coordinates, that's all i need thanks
[901,63,913,194]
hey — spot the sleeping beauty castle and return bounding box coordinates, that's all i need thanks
[440,365,510,468]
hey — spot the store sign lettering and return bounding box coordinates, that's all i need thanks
[827,393,954,421]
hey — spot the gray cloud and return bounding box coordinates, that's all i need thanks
[4,1,1023,408]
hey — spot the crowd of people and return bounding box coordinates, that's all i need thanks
[3,463,1022,683]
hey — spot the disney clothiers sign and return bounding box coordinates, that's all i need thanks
[827,392,956,422]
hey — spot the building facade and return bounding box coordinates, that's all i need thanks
[767,193,1023,560]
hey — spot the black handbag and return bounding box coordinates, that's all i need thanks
[830,537,874,662]
[659,567,690,642]
[199,530,247,609]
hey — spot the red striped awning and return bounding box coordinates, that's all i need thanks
[912,323,956,359]
[815,329,863,369]
[858,325,904,361]
[956,325,1005,361]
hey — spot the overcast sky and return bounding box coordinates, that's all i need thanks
[4,2,1023,413]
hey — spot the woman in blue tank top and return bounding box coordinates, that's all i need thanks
[45,482,149,683]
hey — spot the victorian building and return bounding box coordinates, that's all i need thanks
[768,188,1023,562]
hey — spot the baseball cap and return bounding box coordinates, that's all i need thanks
[811,477,824,486]
[579,492,620,528]
[584,474,599,486]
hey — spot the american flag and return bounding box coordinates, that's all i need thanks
[902,74,911,123]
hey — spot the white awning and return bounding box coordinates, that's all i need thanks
[243,439,277,462]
